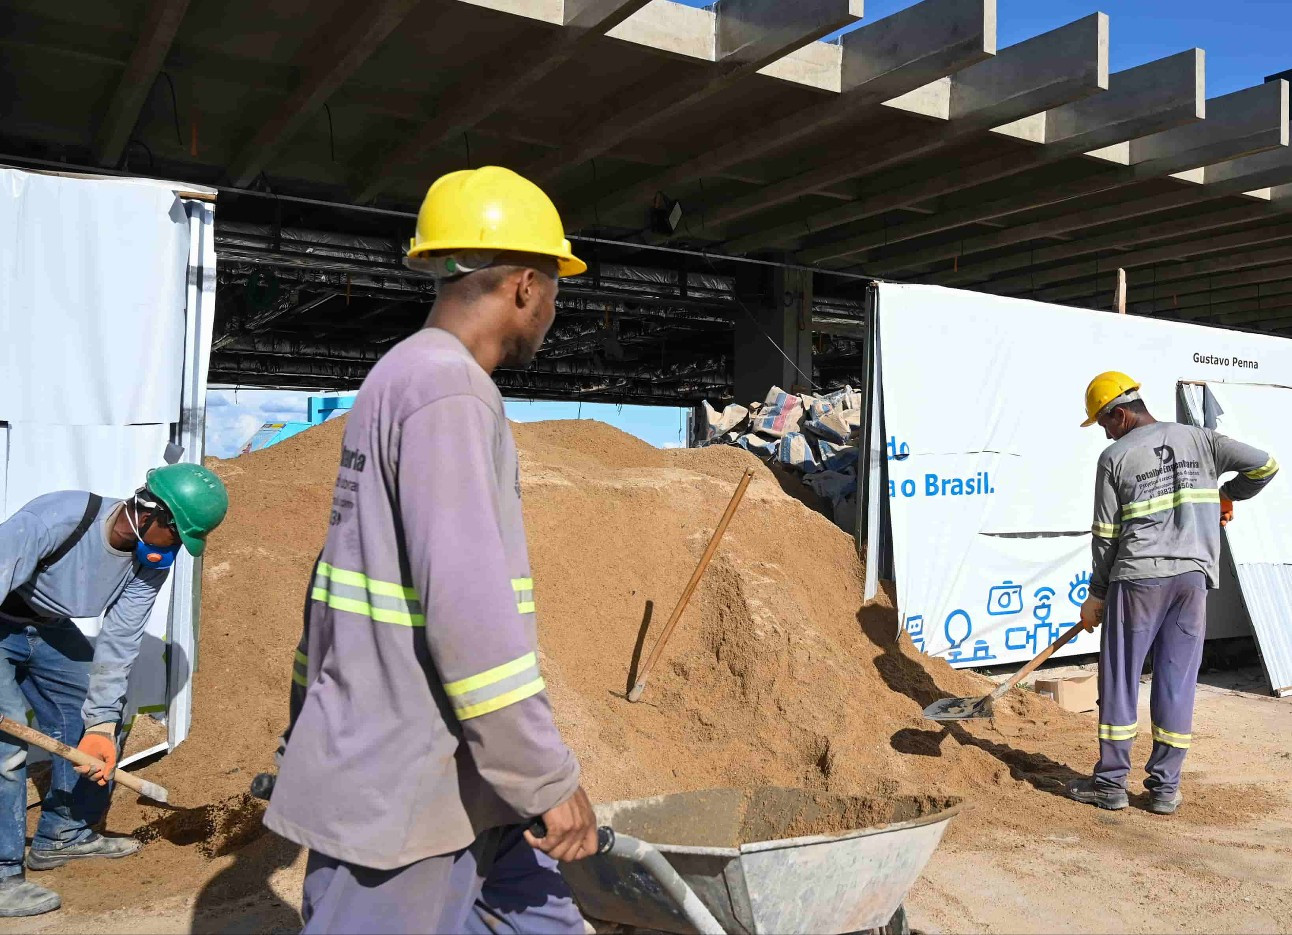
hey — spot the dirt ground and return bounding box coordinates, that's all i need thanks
[0,419,1287,933]
[1,665,1284,935]
[907,667,1292,935]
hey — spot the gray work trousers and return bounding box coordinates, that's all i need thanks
[1094,572,1207,796]
[300,824,586,935]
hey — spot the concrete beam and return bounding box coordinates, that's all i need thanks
[523,0,862,184]
[354,0,651,203]
[229,0,422,186]
[806,80,1289,267]
[1014,243,1292,304]
[565,0,996,230]
[930,146,1292,285]
[700,13,1107,235]
[1116,262,1292,307]
[93,0,192,166]
[731,46,1202,257]
[984,222,1292,297]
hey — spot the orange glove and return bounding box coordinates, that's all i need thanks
[75,726,118,786]
[1220,497,1234,527]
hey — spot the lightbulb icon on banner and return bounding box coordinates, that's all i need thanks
[944,609,972,649]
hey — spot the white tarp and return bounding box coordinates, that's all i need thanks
[1182,382,1292,694]
[0,169,215,749]
[0,171,187,426]
[875,282,1292,670]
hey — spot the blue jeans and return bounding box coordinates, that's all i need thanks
[0,619,110,878]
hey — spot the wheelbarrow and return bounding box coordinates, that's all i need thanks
[557,786,960,935]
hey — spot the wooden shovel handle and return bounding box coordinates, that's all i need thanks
[980,623,1086,708]
[630,468,755,700]
[0,716,170,804]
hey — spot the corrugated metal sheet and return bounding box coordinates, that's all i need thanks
[1231,563,1292,697]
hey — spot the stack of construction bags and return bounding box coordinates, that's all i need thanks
[701,385,862,533]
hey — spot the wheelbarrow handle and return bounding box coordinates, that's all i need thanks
[525,819,615,855]
[527,820,725,934]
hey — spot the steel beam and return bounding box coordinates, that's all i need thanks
[930,146,1292,285]
[228,0,422,186]
[1112,279,1292,317]
[983,223,1292,297]
[93,0,192,166]
[354,0,651,202]
[1015,243,1292,304]
[565,0,996,229]
[730,45,1202,257]
[523,0,862,184]
[809,81,1289,267]
[698,13,1107,235]
[1082,261,1292,310]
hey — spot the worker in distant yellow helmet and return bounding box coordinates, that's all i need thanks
[265,166,596,934]
[1066,371,1278,817]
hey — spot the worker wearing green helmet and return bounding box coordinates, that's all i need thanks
[0,462,228,917]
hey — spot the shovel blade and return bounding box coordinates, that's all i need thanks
[922,695,993,722]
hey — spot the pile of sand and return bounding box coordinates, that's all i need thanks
[40,416,1269,917]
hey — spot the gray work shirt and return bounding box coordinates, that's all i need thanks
[264,327,579,870]
[0,492,169,726]
[1090,421,1278,597]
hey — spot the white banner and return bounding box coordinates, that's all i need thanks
[877,283,1292,668]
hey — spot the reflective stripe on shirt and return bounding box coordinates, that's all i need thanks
[1120,488,1219,521]
[310,562,425,627]
[442,651,545,721]
[1091,521,1120,539]
[513,577,535,615]
[1244,457,1279,480]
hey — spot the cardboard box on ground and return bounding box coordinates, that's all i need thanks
[702,385,862,534]
[1033,675,1098,713]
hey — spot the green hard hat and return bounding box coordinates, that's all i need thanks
[145,463,229,557]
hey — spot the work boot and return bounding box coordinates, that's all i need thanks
[25,832,141,871]
[1064,777,1129,810]
[1146,789,1183,815]
[0,876,60,917]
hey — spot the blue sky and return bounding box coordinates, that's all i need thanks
[206,0,1289,458]
[681,0,1288,95]
[204,390,689,458]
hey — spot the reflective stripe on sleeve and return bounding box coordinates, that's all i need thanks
[513,577,535,615]
[292,670,308,687]
[1244,457,1279,480]
[1098,722,1138,741]
[1121,488,1219,521]
[310,563,425,627]
[1152,724,1192,749]
[1091,521,1120,539]
[292,649,309,687]
[443,651,545,721]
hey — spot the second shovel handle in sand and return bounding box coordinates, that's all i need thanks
[628,467,756,703]
[0,716,170,804]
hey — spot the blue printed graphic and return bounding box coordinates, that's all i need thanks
[1032,587,1056,624]
[948,639,997,664]
[986,580,1024,617]
[1067,572,1091,606]
[887,436,911,461]
[904,614,925,653]
[943,609,972,649]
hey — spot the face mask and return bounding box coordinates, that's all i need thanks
[125,501,179,570]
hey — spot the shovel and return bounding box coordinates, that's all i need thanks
[922,622,1085,721]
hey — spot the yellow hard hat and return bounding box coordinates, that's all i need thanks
[405,166,586,278]
[1082,371,1141,426]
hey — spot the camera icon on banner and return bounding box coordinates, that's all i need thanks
[986,580,1023,617]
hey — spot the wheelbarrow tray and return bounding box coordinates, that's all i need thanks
[561,787,960,934]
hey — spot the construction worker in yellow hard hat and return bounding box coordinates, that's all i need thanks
[264,166,597,934]
[1066,371,1278,817]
